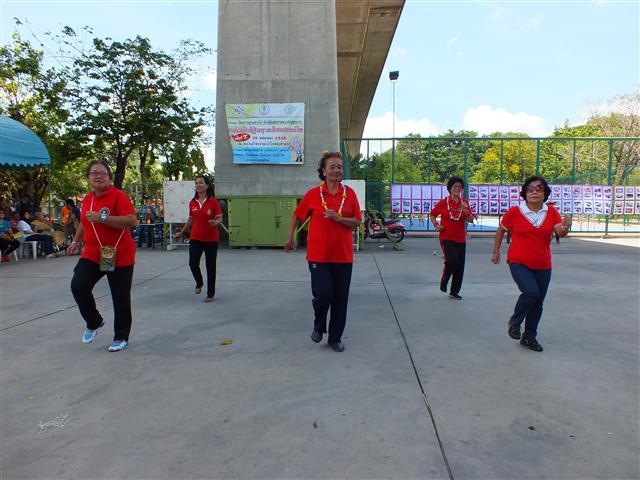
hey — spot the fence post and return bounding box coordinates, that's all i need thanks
[604,139,614,238]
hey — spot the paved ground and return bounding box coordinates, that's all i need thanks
[1,235,638,480]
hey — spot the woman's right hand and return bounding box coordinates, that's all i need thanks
[173,231,183,241]
[284,238,295,252]
[491,252,501,264]
[67,242,80,255]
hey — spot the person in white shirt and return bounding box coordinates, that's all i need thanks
[16,213,57,258]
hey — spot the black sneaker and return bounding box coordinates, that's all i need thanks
[311,330,322,343]
[439,283,447,293]
[449,293,462,300]
[508,321,521,340]
[520,337,543,352]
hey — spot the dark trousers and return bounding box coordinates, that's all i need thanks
[71,258,134,341]
[439,240,466,294]
[137,224,153,247]
[25,234,55,255]
[308,262,353,344]
[508,262,552,340]
[0,237,20,255]
[189,240,218,297]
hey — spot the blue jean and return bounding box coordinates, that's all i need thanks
[508,262,552,339]
[308,262,353,344]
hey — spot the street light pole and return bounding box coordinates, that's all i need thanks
[389,70,399,183]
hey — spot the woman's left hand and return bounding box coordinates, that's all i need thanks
[208,219,218,226]
[561,215,572,231]
[324,209,341,222]
[85,211,99,223]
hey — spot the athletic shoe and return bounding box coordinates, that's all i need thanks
[204,296,214,303]
[439,282,447,293]
[508,321,521,340]
[520,337,543,352]
[449,293,462,300]
[82,321,105,343]
[311,330,323,343]
[195,286,202,294]
[108,339,128,352]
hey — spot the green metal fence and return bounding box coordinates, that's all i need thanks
[341,136,640,235]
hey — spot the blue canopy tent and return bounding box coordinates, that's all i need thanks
[0,116,52,215]
[0,116,51,168]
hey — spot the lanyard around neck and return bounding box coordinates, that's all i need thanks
[90,196,125,249]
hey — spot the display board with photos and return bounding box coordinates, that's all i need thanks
[390,184,640,216]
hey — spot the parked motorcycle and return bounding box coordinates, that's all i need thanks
[364,210,405,243]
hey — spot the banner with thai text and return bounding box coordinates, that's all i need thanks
[225,103,305,165]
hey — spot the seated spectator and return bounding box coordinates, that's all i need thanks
[31,211,54,233]
[0,210,20,261]
[15,213,58,259]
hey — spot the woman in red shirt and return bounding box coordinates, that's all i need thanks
[174,176,223,303]
[430,176,474,300]
[67,160,139,352]
[491,176,572,352]
[284,151,362,352]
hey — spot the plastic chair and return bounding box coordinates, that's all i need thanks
[20,241,41,260]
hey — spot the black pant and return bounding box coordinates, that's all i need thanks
[70,258,134,341]
[189,240,218,297]
[137,224,153,247]
[0,237,20,255]
[25,234,55,255]
[439,240,466,295]
[308,262,353,343]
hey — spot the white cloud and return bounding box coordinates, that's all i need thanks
[360,112,440,154]
[201,71,217,92]
[462,105,550,136]
[519,14,543,32]
[583,97,639,120]
[447,36,458,46]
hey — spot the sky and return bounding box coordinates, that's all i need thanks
[1,0,638,165]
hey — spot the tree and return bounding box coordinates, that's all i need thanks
[59,29,213,190]
[584,92,640,184]
[0,30,75,212]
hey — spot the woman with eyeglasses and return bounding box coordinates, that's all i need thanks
[491,176,572,352]
[284,151,362,352]
[430,176,474,300]
[67,160,139,352]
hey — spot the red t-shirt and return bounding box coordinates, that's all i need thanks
[188,196,223,242]
[295,183,362,263]
[80,186,137,267]
[430,197,473,243]
[501,204,562,269]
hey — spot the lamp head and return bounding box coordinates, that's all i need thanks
[389,70,399,81]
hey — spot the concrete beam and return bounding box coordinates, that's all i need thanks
[336,0,405,155]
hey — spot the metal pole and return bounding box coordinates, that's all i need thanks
[604,139,614,238]
[392,80,396,141]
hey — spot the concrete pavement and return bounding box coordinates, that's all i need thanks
[1,235,638,479]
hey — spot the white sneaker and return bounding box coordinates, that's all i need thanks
[108,340,128,352]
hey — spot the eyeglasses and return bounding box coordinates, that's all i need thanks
[88,171,109,177]
[526,185,544,193]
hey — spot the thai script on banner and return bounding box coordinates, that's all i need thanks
[391,184,640,216]
[225,103,305,165]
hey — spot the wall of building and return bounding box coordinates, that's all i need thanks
[215,0,341,197]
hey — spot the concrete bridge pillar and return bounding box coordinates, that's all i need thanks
[215,0,341,197]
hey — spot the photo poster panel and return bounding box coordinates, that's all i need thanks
[389,183,629,216]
